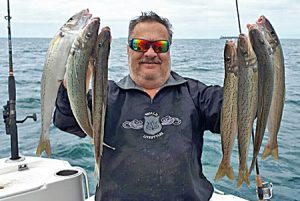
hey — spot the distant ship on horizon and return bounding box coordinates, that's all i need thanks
[219,35,238,39]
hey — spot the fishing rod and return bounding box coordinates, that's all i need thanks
[234,1,272,200]
[235,0,242,34]
[3,0,37,161]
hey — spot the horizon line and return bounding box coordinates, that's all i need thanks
[0,37,299,40]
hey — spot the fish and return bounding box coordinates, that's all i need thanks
[37,9,92,157]
[256,15,285,160]
[236,33,258,188]
[248,24,274,173]
[92,27,112,175]
[215,40,238,181]
[66,17,100,138]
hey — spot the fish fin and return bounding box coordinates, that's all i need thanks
[36,138,51,158]
[237,169,250,189]
[93,157,100,179]
[103,142,116,150]
[271,147,279,160]
[214,165,225,181]
[215,163,235,181]
[261,145,279,160]
[94,162,99,176]
[227,166,235,180]
[93,161,99,179]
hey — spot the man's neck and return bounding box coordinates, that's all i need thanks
[142,88,159,99]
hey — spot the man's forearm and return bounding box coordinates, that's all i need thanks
[53,83,87,138]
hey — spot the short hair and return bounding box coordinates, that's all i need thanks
[128,11,173,43]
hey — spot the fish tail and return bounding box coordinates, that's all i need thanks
[262,144,279,160]
[237,169,250,189]
[226,166,235,180]
[93,162,99,178]
[36,138,51,158]
[215,162,235,181]
[93,158,100,179]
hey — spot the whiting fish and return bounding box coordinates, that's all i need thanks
[257,15,285,160]
[236,33,258,188]
[66,17,100,138]
[92,27,112,175]
[37,9,92,157]
[215,40,238,181]
[248,24,274,173]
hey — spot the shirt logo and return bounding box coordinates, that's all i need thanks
[122,112,182,140]
[144,113,162,135]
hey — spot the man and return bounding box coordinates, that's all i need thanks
[54,11,223,201]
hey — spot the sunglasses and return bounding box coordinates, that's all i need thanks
[128,38,170,53]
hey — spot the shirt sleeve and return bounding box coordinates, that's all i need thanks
[199,84,223,134]
[53,83,90,138]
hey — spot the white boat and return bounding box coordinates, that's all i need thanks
[0,155,248,201]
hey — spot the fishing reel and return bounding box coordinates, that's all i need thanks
[3,101,37,135]
[256,181,273,201]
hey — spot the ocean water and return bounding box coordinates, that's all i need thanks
[0,37,299,201]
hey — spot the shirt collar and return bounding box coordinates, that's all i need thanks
[116,71,187,90]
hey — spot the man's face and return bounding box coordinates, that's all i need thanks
[128,21,171,89]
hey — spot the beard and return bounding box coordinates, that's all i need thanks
[128,53,171,89]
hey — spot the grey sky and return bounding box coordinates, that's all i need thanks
[0,0,298,39]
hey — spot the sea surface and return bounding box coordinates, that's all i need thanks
[0,38,299,201]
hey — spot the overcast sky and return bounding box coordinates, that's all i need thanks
[0,0,299,39]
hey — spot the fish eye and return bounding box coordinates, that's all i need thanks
[85,32,92,39]
[67,17,74,22]
[270,31,276,37]
[59,32,64,38]
[225,56,231,62]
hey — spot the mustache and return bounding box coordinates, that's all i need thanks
[139,58,162,64]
